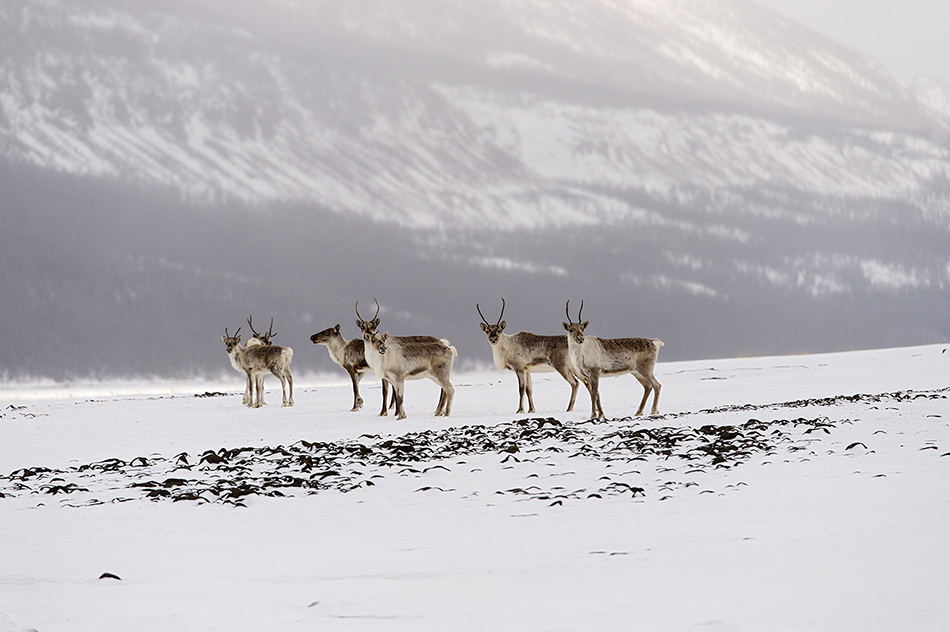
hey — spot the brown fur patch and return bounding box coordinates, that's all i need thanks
[600,337,656,354]
[343,339,368,369]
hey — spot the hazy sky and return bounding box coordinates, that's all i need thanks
[755,0,950,87]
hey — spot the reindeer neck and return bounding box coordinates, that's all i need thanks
[490,334,512,370]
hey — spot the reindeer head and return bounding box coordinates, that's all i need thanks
[477,298,507,345]
[222,327,243,353]
[248,316,276,345]
[310,324,341,345]
[355,298,381,338]
[369,331,390,356]
[562,300,589,345]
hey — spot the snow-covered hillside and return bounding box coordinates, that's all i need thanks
[2,0,949,381]
[3,0,950,229]
[1,344,948,630]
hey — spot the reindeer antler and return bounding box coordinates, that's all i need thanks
[373,297,381,320]
[266,317,276,340]
[565,300,573,324]
[355,300,364,322]
[478,298,506,327]
[225,327,242,338]
[247,315,260,337]
[476,303,490,326]
[578,300,584,323]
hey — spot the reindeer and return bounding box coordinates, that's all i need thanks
[355,298,443,416]
[247,315,276,345]
[364,331,457,420]
[222,326,295,408]
[310,324,390,413]
[562,301,663,419]
[218,318,269,406]
[244,315,282,406]
[477,298,579,414]
[222,327,256,406]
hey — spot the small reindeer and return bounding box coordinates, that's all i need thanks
[310,324,383,413]
[222,327,256,406]
[222,327,295,408]
[355,298,443,416]
[365,331,457,420]
[562,301,663,419]
[478,298,579,414]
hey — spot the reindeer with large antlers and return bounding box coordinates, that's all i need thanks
[355,298,449,417]
[222,324,294,408]
[562,300,663,419]
[478,298,579,414]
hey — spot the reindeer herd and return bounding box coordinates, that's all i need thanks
[222,300,663,420]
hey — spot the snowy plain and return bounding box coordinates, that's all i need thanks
[1,343,949,631]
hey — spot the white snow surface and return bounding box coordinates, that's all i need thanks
[1,343,949,631]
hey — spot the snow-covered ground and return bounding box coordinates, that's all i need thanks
[1,343,948,631]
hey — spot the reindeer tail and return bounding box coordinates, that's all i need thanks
[441,339,458,356]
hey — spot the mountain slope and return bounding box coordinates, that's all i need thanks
[3,0,950,229]
[1,0,948,379]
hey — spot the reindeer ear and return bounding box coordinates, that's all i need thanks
[480,323,489,333]
[334,324,341,332]
[562,322,570,331]
[499,321,506,330]
[355,319,362,329]
[380,332,390,341]
[372,318,380,329]
[222,335,227,342]
[580,321,589,330]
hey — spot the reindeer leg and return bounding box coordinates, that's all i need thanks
[434,389,447,416]
[632,372,652,416]
[434,374,455,417]
[515,370,527,414]
[379,379,389,416]
[524,371,537,413]
[394,380,407,420]
[590,371,606,419]
[271,368,287,407]
[244,372,253,407]
[578,372,597,419]
[252,373,263,408]
[649,376,661,415]
[288,370,294,406]
[348,370,364,411]
[558,368,579,412]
